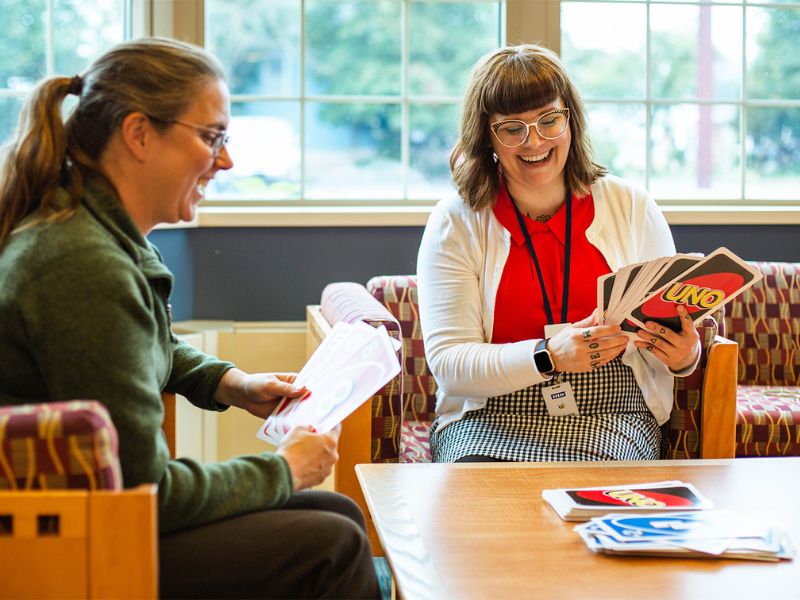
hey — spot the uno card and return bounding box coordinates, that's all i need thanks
[564,482,710,510]
[597,272,615,325]
[625,248,762,333]
[605,262,646,324]
[594,511,771,544]
[616,255,702,335]
[257,322,400,444]
[642,254,704,298]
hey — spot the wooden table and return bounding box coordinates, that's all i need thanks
[357,458,800,599]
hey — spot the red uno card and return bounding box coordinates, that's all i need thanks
[566,483,708,509]
[625,248,762,333]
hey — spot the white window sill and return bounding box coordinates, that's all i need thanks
[153,203,800,230]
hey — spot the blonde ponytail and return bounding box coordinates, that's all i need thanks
[0,77,75,244]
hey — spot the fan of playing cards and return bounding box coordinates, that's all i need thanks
[256,321,401,445]
[574,510,795,562]
[598,247,763,335]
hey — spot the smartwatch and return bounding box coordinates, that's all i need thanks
[533,338,556,377]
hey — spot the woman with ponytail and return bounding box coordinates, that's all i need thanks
[0,38,379,599]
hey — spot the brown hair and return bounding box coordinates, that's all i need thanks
[450,44,607,211]
[0,37,225,246]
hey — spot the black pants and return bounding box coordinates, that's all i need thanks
[455,454,506,462]
[159,490,381,599]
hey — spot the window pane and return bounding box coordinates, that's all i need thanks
[650,4,742,101]
[650,104,740,199]
[305,0,401,96]
[586,103,646,187]
[208,102,300,200]
[746,7,800,101]
[0,97,25,146]
[0,0,46,91]
[206,0,300,96]
[53,0,124,76]
[305,102,401,199]
[561,2,646,99]
[408,1,500,97]
[746,107,800,200]
[408,103,459,199]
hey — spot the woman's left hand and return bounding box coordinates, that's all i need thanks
[633,305,701,373]
[215,368,308,419]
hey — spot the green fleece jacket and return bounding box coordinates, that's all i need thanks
[0,182,293,533]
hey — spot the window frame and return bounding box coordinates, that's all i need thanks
[136,0,800,225]
[562,0,800,209]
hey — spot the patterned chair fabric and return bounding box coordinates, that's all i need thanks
[366,276,437,463]
[0,400,122,491]
[362,275,721,463]
[666,314,720,460]
[724,261,800,457]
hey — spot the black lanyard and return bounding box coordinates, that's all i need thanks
[510,188,572,326]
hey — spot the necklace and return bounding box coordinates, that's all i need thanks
[526,212,552,223]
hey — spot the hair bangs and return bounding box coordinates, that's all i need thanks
[481,54,561,117]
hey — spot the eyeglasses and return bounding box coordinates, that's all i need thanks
[151,116,230,157]
[171,118,230,157]
[490,108,570,148]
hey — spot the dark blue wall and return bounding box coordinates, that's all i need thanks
[149,224,799,322]
[148,228,193,321]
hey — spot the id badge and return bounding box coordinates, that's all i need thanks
[544,322,571,338]
[542,381,579,417]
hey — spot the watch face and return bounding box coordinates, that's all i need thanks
[534,341,554,374]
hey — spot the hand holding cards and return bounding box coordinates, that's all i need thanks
[257,321,401,445]
[598,247,763,335]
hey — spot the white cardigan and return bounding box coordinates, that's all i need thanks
[417,175,680,430]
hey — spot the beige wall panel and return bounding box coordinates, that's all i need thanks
[171,321,333,489]
[214,326,306,461]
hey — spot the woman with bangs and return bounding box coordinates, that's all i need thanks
[416,44,701,463]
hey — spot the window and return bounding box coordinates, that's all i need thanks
[560,0,800,203]
[1,0,796,214]
[204,0,504,203]
[0,0,127,145]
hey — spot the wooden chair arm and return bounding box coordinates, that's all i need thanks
[700,335,738,458]
[162,392,177,459]
[0,484,157,599]
[336,398,374,510]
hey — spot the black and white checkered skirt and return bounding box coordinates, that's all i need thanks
[430,356,661,463]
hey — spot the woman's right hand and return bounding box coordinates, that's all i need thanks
[276,425,340,491]
[545,310,629,373]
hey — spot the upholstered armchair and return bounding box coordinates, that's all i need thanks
[307,275,739,551]
[724,261,800,457]
[0,399,165,599]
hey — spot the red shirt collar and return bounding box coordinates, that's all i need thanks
[492,181,570,246]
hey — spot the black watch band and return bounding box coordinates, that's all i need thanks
[533,338,556,376]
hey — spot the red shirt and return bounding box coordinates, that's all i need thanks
[491,184,611,343]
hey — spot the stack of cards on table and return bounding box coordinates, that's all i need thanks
[256,321,400,445]
[574,510,795,561]
[542,480,712,521]
[598,247,763,336]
